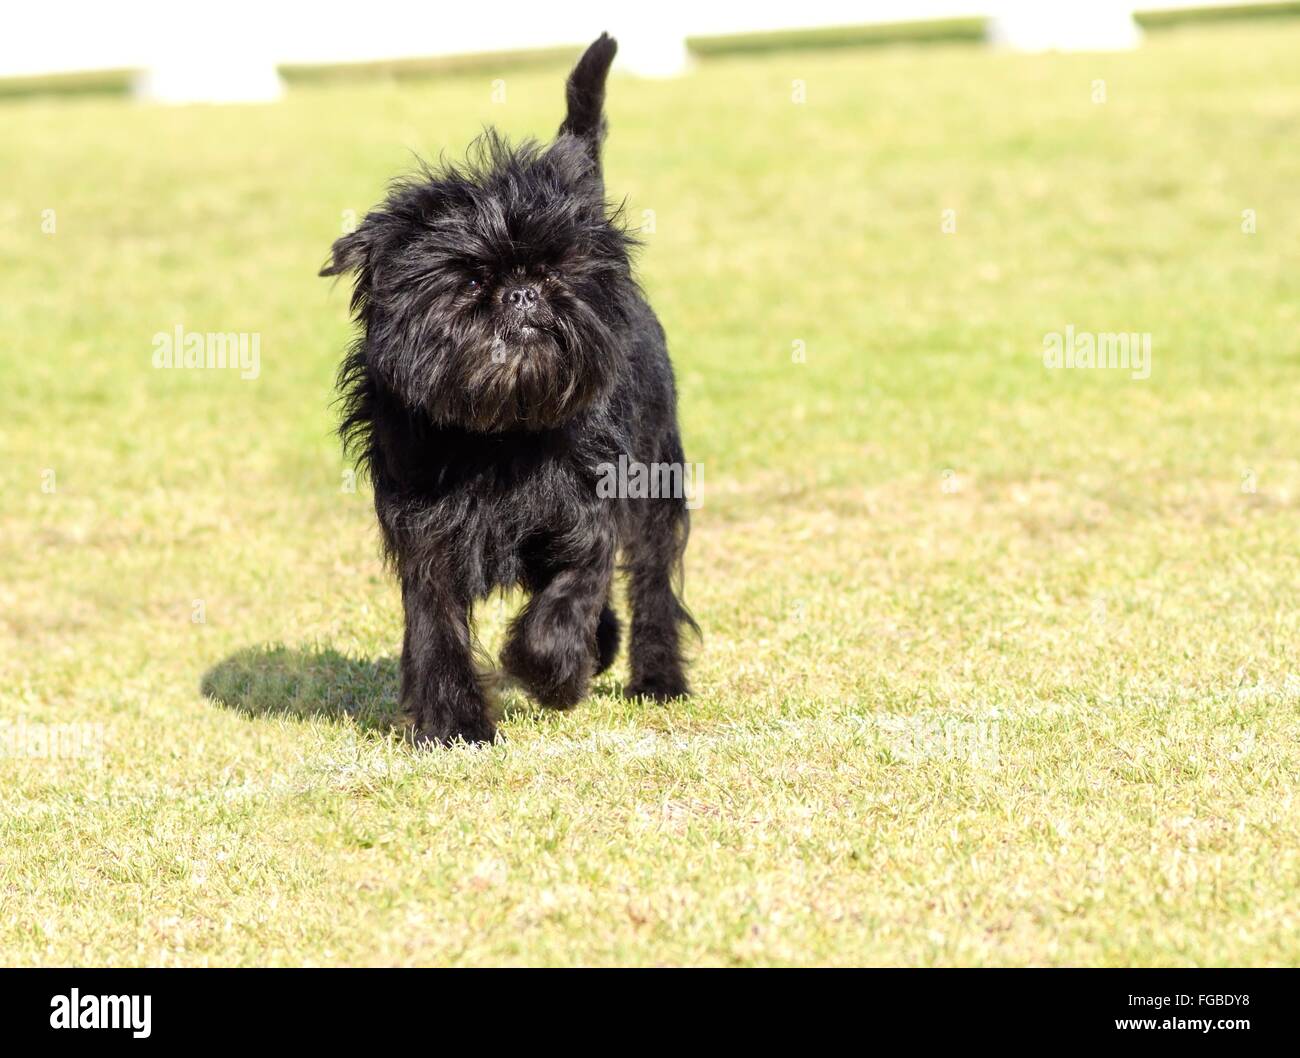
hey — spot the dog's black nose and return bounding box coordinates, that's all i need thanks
[507,286,540,312]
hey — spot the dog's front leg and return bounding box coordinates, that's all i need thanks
[399,571,495,746]
[502,525,615,710]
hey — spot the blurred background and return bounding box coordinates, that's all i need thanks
[4,1,1296,99]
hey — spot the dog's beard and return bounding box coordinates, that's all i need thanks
[373,292,620,433]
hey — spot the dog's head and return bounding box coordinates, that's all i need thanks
[323,34,633,432]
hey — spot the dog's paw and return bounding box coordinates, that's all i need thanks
[623,673,690,703]
[501,627,592,711]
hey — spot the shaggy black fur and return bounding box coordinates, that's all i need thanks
[322,33,695,745]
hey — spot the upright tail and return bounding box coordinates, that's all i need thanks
[559,32,617,164]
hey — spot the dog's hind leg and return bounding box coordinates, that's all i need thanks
[623,454,695,702]
[399,569,496,746]
[502,524,616,710]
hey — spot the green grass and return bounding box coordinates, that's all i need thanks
[687,17,988,55]
[1135,2,1300,29]
[3,22,1300,966]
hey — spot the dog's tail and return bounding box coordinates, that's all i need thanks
[559,32,617,164]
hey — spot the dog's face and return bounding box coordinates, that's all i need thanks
[325,133,635,432]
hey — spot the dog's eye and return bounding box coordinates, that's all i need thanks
[466,278,481,293]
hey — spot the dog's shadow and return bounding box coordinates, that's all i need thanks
[202,643,624,734]
[202,644,403,734]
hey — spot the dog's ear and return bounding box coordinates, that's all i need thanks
[559,32,617,168]
[320,224,373,278]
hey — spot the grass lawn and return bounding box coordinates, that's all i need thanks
[3,21,1300,966]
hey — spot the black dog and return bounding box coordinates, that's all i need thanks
[322,34,695,745]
